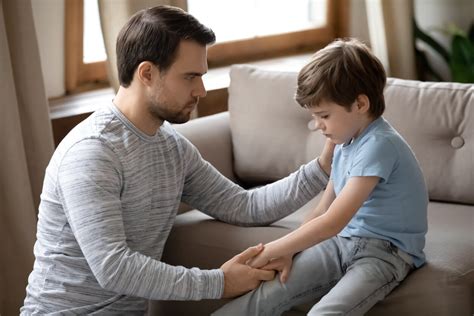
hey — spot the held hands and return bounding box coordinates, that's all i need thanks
[262,255,294,283]
[220,244,275,298]
[247,245,294,283]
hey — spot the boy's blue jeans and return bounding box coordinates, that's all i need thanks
[213,236,414,316]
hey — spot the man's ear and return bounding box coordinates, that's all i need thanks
[356,94,370,114]
[136,61,156,87]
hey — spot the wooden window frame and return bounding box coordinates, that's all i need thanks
[65,0,107,94]
[207,0,349,67]
[65,0,348,92]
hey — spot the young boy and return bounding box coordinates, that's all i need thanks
[213,38,428,315]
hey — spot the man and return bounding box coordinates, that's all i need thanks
[21,5,333,314]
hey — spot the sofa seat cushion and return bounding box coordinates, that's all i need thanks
[158,200,474,315]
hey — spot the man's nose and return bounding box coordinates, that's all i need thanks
[193,77,207,98]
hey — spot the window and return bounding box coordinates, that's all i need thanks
[188,0,328,43]
[65,0,107,94]
[65,0,348,92]
[191,0,349,67]
[83,0,107,63]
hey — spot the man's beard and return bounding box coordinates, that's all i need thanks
[148,99,198,124]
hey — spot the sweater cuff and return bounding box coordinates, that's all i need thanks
[201,269,224,299]
[306,158,329,188]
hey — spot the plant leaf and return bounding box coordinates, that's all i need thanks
[469,22,474,44]
[446,23,466,37]
[450,35,474,83]
[413,19,450,64]
[415,47,444,81]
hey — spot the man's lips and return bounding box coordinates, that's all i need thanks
[185,100,198,111]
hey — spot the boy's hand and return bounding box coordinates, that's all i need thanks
[261,255,294,283]
[318,139,335,176]
[220,244,275,298]
[246,248,271,268]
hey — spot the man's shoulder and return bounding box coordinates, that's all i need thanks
[163,121,197,152]
[62,106,114,140]
[52,109,119,162]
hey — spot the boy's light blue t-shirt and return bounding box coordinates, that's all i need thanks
[332,117,428,267]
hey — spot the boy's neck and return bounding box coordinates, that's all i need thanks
[354,116,378,140]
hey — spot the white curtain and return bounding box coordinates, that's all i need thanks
[98,0,188,92]
[0,0,55,314]
[366,0,417,79]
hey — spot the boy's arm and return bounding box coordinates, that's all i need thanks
[302,180,336,225]
[250,176,380,266]
[300,139,336,225]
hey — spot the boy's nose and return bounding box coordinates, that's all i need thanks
[314,119,324,131]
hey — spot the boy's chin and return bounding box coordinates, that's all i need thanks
[326,137,343,145]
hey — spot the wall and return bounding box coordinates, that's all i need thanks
[415,0,474,81]
[349,0,473,81]
[349,0,370,43]
[32,0,472,99]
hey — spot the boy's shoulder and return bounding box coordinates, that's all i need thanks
[357,117,407,152]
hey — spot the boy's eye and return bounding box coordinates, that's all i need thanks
[311,113,329,120]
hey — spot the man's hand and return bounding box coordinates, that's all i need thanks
[220,244,276,298]
[262,255,294,283]
[318,139,335,176]
[246,247,271,268]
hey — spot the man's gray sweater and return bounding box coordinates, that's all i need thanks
[21,103,328,314]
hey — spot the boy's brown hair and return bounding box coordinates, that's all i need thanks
[295,38,386,118]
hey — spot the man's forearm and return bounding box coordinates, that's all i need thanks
[188,159,328,226]
[317,157,331,177]
[317,139,335,177]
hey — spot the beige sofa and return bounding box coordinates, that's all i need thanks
[151,65,474,315]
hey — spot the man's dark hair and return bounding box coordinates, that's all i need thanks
[116,5,216,87]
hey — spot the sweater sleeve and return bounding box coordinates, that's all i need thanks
[57,138,223,300]
[180,136,328,226]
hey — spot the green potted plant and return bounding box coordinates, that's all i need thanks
[414,20,474,83]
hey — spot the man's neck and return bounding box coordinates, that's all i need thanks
[113,86,163,136]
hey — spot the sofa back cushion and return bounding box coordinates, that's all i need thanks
[228,65,474,204]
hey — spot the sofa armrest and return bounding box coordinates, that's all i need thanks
[173,111,236,183]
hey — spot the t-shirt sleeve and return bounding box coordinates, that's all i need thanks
[349,135,398,183]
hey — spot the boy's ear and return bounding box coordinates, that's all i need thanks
[356,94,370,113]
[136,61,156,87]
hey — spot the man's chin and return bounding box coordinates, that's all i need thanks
[167,113,191,124]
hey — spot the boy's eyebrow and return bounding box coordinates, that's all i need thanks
[311,109,328,116]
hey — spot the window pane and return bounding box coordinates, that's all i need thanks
[188,0,327,43]
[83,0,106,63]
